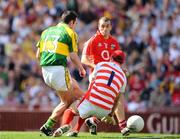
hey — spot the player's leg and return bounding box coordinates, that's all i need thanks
[40,90,74,136]
[66,97,88,137]
[67,116,85,137]
[85,117,100,135]
[67,88,94,137]
[70,99,95,136]
[42,79,84,136]
[40,66,74,136]
[85,103,110,135]
[114,94,130,136]
[49,90,74,121]
[53,99,81,137]
[71,78,84,99]
[53,108,75,137]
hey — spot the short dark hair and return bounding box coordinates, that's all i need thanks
[113,56,124,64]
[61,10,78,24]
[98,16,111,25]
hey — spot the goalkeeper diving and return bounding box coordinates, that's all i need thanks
[53,50,130,137]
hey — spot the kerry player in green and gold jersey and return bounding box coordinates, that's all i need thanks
[36,10,86,136]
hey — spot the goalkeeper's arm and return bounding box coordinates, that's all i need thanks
[109,93,122,117]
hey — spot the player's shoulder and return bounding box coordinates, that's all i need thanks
[84,34,97,47]
[58,22,76,36]
[42,25,59,33]
[89,33,99,42]
[41,26,54,38]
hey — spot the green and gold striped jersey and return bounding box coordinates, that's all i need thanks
[37,22,78,67]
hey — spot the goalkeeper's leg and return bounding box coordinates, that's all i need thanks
[85,117,100,135]
[114,94,130,136]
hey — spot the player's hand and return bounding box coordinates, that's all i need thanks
[101,115,116,125]
[79,68,86,77]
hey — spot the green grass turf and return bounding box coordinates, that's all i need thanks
[0,132,179,139]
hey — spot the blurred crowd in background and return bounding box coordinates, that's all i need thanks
[0,0,179,112]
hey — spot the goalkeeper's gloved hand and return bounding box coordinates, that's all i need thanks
[101,115,116,125]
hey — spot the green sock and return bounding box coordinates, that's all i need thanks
[44,118,57,129]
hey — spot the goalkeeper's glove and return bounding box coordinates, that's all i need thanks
[101,115,116,125]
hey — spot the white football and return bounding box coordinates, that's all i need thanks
[127,115,144,132]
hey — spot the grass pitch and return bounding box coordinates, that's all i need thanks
[0,132,179,139]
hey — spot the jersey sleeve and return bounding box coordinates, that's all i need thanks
[82,37,94,57]
[82,41,89,56]
[69,31,78,53]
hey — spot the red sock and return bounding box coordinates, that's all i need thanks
[118,120,127,130]
[62,108,75,125]
[72,117,85,132]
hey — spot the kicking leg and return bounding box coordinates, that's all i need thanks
[40,90,73,136]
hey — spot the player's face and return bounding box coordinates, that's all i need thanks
[70,19,77,30]
[98,20,111,38]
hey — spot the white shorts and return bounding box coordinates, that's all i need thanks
[78,99,111,119]
[42,66,71,91]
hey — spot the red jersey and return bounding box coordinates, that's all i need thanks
[85,62,127,110]
[82,31,120,65]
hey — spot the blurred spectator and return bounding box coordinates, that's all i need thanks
[146,39,163,67]
[149,88,166,107]
[0,78,12,103]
